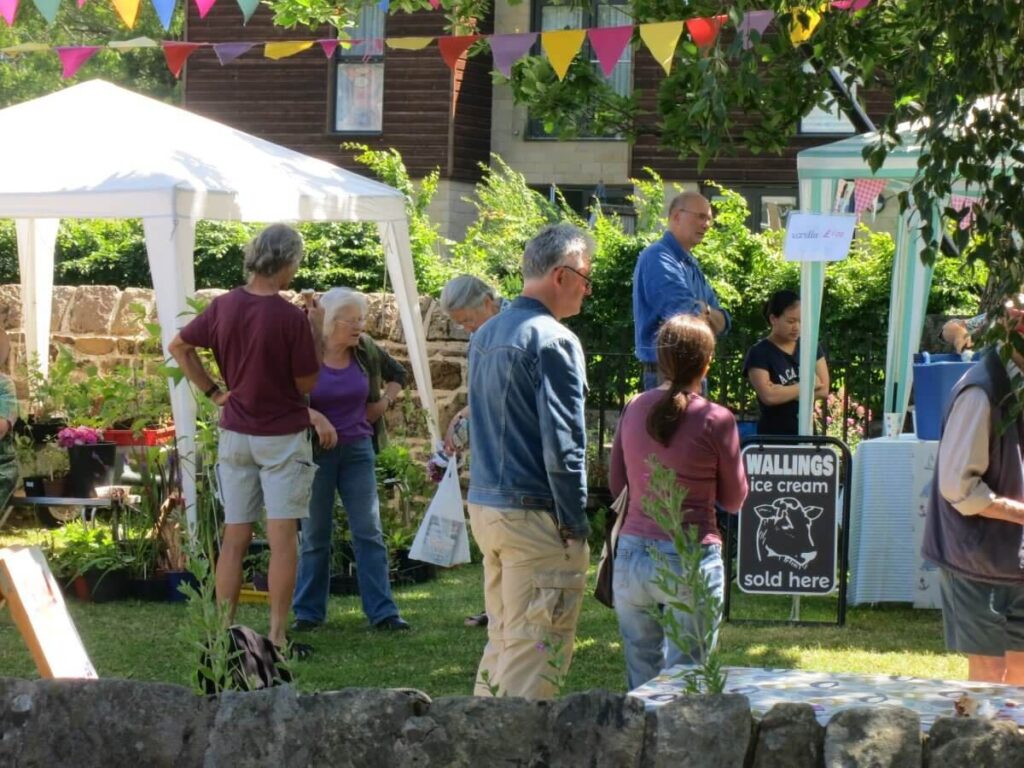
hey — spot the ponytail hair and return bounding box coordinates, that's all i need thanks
[763,289,800,324]
[646,314,716,445]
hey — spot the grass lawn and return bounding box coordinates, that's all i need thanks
[0,521,967,695]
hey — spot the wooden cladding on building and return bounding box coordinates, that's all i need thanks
[184,5,492,182]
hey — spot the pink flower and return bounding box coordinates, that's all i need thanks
[57,426,104,448]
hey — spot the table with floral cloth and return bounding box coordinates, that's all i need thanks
[628,666,1024,732]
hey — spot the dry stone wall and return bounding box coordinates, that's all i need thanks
[0,284,470,447]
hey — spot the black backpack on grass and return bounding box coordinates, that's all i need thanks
[199,624,292,693]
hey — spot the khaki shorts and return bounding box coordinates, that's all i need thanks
[940,569,1024,657]
[216,429,315,525]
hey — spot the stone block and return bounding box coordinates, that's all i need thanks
[74,336,116,356]
[649,694,754,768]
[112,287,155,336]
[824,706,921,768]
[545,690,647,767]
[430,359,462,390]
[51,286,75,331]
[753,703,824,768]
[117,338,138,355]
[68,285,120,334]
[0,284,19,329]
[927,716,1024,767]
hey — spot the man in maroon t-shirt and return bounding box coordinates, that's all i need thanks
[170,223,320,653]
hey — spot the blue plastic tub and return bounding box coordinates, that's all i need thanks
[912,352,976,440]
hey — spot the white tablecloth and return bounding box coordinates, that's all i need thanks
[848,435,941,608]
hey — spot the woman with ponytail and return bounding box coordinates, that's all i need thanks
[609,314,748,689]
[743,289,829,435]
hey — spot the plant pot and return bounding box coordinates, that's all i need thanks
[22,475,47,497]
[251,571,269,592]
[43,477,67,496]
[66,442,117,498]
[391,547,437,585]
[130,574,170,601]
[164,569,200,602]
[25,417,67,446]
[329,573,360,595]
[73,567,130,603]
[104,425,176,448]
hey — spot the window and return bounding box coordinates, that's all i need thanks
[527,0,632,139]
[528,183,635,229]
[705,186,798,233]
[798,64,857,135]
[333,5,385,134]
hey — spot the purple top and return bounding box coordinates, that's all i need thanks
[310,360,373,444]
[609,389,748,544]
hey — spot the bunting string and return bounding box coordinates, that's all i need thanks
[0,3,876,81]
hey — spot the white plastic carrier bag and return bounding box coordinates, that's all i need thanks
[409,460,471,567]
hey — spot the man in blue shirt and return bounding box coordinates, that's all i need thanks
[633,191,731,390]
[467,223,592,700]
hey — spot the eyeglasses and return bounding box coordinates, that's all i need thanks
[558,264,593,290]
[339,317,367,328]
[678,209,714,224]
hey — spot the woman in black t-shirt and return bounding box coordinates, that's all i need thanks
[742,290,829,435]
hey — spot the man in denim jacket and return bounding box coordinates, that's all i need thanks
[467,223,593,699]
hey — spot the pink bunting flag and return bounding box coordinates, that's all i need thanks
[0,0,18,25]
[213,42,254,65]
[739,10,774,49]
[832,0,872,10]
[428,0,439,7]
[55,46,100,78]
[162,42,202,78]
[488,32,536,78]
[685,15,727,50]
[950,195,979,230]
[76,0,86,6]
[193,0,215,19]
[588,26,631,78]
[438,34,479,70]
[852,178,887,215]
[317,39,338,58]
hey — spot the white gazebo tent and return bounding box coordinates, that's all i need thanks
[795,129,946,435]
[0,80,439,525]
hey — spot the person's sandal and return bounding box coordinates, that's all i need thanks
[279,639,314,661]
[464,611,488,628]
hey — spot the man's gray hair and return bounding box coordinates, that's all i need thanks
[244,224,305,277]
[521,223,595,279]
[320,287,369,339]
[440,275,498,314]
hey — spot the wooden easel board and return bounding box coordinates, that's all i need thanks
[0,546,97,679]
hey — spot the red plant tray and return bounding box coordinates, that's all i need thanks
[104,426,176,447]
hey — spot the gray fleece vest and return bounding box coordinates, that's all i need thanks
[921,349,1024,583]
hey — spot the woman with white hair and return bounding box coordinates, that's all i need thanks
[0,329,17,514]
[292,287,411,632]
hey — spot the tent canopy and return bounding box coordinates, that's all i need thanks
[0,80,439,524]
[795,129,947,436]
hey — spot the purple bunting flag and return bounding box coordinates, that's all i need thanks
[318,39,338,58]
[213,41,255,64]
[488,32,537,78]
[588,26,631,78]
[739,10,774,49]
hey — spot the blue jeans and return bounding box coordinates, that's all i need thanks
[292,438,399,626]
[613,534,725,690]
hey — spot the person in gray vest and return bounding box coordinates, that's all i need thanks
[922,323,1024,684]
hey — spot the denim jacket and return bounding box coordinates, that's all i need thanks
[467,296,590,539]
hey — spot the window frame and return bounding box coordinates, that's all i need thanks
[329,6,386,137]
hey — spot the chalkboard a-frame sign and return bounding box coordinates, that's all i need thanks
[737,443,840,596]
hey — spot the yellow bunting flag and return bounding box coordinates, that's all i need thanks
[111,0,140,28]
[790,7,823,45]
[541,29,586,81]
[639,21,683,76]
[386,37,433,50]
[1,42,50,54]
[264,41,314,60]
[108,37,158,49]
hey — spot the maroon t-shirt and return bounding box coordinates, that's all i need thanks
[180,287,319,436]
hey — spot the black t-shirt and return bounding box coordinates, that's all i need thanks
[742,338,825,435]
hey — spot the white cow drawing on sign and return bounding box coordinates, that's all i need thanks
[755,497,823,570]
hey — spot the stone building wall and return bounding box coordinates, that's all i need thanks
[0,284,470,448]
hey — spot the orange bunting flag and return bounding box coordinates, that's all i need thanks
[55,46,100,78]
[438,34,479,69]
[110,0,140,28]
[162,41,201,78]
[386,36,433,51]
[541,28,585,81]
[264,41,314,60]
[685,15,727,50]
[639,21,683,75]
[790,7,823,45]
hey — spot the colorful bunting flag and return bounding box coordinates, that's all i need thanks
[193,0,215,20]
[31,0,59,24]
[739,10,775,49]
[378,0,388,11]
[111,0,140,28]
[488,32,536,78]
[639,21,682,76]
[428,0,439,7]
[162,41,201,77]
[587,26,631,78]
[852,178,886,215]
[438,34,479,70]
[264,41,314,60]
[213,41,253,64]
[108,36,158,48]
[150,0,174,30]
[236,0,258,23]
[832,0,871,10]
[386,36,433,51]
[950,195,979,230]
[790,7,823,45]
[541,28,585,81]
[317,38,338,58]
[55,46,100,78]
[0,0,18,25]
[76,0,85,6]
[1,41,47,52]
[685,15,726,50]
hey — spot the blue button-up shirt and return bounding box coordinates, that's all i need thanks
[632,231,731,363]
[467,296,590,539]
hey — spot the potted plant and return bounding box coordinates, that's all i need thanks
[329,526,359,596]
[49,521,132,603]
[57,426,116,498]
[243,545,271,592]
[388,527,436,585]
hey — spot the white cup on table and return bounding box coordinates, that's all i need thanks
[883,412,902,438]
